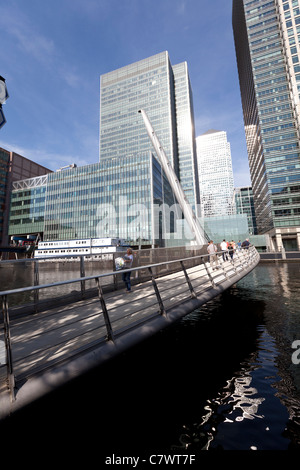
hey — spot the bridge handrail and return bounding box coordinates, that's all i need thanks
[0,246,259,403]
[0,247,256,297]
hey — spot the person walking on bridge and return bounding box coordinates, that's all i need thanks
[220,239,228,262]
[122,248,134,292]
[207,240,220,271]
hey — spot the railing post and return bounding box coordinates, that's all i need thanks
[112,254,118,291]
[95,277,114,342]
[221,262,229,280]
[148,266,166,316]
[80,256,85,299]
[33,260,39,312]
[2,295,15,401]
[230,256,238,274]
[180,260,196,298]
[203,255,216,287]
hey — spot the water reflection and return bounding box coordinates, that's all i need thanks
[174,325,292,450]
[226,375,265,422]
[173,264,300,450]
[178,372,266,450]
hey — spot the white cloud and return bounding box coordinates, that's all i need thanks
[0,3,80,89]
[0,6,54,63]
[177,1,187,15]
[0,139,94,172]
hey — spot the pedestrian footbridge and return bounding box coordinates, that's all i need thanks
[0,246,260,418]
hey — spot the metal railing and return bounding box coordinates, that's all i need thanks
[0,246,259,402]
[0,245,209,311]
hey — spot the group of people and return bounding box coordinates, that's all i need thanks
[119,237,251,290]
[207,238,251,270]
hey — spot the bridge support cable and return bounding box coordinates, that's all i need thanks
[138,109,207,247]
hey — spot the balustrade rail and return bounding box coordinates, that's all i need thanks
[0,246,259,403]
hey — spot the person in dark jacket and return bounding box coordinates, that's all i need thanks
[241,238,250,249]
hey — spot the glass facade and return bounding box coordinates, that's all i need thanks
[234,186,258,234]
[9,176,47,236]
[8,153,176,247]
[200,214,250,243]
[196,130,235,217]
[0,148,10,242]
[0,147,52,245]
[233,0,300,234]
[99,51,200,212]
[173,62,200,213]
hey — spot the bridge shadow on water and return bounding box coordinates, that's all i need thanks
[1,284,271,461]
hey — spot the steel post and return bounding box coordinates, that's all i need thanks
[148,266,166,316]
[180,260,196,298]
[80,256,86,299]
[33,260,39,312]
[95,277,114,342]
[2,295,15,401]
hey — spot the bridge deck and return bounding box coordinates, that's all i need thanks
[6,264,216,378]
[0,249,259,417]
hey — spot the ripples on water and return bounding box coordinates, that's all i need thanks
[170,263,300,451]
[177,327,291,451]
[82,262,300,453]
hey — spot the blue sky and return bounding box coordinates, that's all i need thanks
[0,0,251,187]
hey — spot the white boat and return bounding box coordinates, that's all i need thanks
[34,237,129,259]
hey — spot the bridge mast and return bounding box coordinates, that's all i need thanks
[138,109,207,246]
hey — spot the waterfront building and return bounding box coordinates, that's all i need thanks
[9,153,176,248]
[234,186,258,234]
[9,175,48,240]
[201,214,250,244]
[0,147,51,246]
[0,148,9,245]
[99,51,200,213]
[232,0,300,250]
[7,52,202,248]
[196,130,235,217]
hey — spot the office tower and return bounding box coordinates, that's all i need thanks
[172,62,200,214]
[9,153,175,247]
[232,0,300,250]
[234,186,258,234]
[99,51,200,213]
[0,148,10,245]
[196,130,235,217]
[0,147,51,246]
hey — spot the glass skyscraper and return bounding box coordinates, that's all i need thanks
[9,153,175,247]
[232,0,300,249]
[234,186,258,234]
[0,148,10,244]
[0,147,51,246]
[7,52,202,247]
[7,53,201,248]
[99,51,200,213]
[196,130,235,217]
